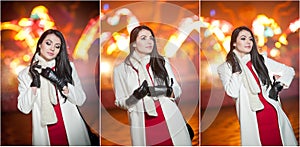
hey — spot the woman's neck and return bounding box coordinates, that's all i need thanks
[236,52,245,58]
[135,50,147,58]
[233,49,248,59]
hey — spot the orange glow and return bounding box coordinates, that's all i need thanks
[279,34,288,45]
[289,18,300,33]
[275,42,281,48]
[100,61,111,74]
[18,18,33,26]
[107,43,117,55]
[23,55,31,62]
[10,59,20,69]
[270,48,280,57]
[73,16,100,61]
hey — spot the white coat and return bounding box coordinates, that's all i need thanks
[17,62,91,146]
[113,55,191,146]
[217,54,298,146]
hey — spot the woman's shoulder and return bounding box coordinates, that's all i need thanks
[114,61,127,71]
[218,61,230,69]
[217,61,232,73]
[69,61,75,67]
[69,62,80,70]
[162,56,171,65]
[260,52,268,59]
[162,56,170,61]
[17,66,30,79]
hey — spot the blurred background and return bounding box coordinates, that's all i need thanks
[200,1,299,145]
[1,1,99,145]
[100,1,200,146]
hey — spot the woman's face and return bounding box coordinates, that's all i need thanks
[134,29,154,57]
[234,30,253,57]
[39,34,61,61]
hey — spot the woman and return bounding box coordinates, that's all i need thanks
[217,26,298,145]
[113,25,191,145]
[17,29,91,145]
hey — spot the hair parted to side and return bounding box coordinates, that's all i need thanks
[226,26,271,88]
[125,25,170,85]
[30,29,73,85]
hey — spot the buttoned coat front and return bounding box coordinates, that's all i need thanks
[113,55,191,146]
[217,54,298,146]
[17,62,91,145]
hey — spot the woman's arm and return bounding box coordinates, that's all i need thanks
[265,56,295,88]
[63,62,87,106]
[113,64,138,110]
[217,62,243,98]
[17,67,38,114]
[164,57,182,100]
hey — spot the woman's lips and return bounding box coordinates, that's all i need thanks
[47,52,54,56]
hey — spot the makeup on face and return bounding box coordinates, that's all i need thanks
[39,34,61,61]
[234,30,253,58]
[134,29,154,58]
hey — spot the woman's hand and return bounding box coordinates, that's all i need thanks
[132,80,149,99]
[40,67,67,91]
[269,76,284,101]
[29,61,41,88]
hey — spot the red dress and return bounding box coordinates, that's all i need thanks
[246,61,282,146]
[47,87,69,145]
[144,101,173,145]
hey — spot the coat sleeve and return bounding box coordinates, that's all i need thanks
[17,67,38,114]
[113,64,137,110]
[164,57,182,100]
[264,56,295,88]
[64,62,87,106]
[217,62,243,98]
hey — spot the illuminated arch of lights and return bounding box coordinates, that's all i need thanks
[1,5,99,75]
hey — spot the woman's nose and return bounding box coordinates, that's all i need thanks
[247,39,252,44]
[148,39,153,44]
[50,46,55,51]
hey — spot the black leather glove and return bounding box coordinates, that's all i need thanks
[148,78,173,97]
[232,55,242,73]
[269,76,283,101]
[132,80,149,99]
[29,61,41,88]
[40,67,67,91]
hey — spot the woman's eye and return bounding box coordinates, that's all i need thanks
[241,38,246,40]
[46,41,51,45]
[55,45,60,49]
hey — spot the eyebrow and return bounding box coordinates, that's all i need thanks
[45,39,61,44]
[240,35,252,38]
[139,35,153,38]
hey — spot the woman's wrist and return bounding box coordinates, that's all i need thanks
[62,86,69,94]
